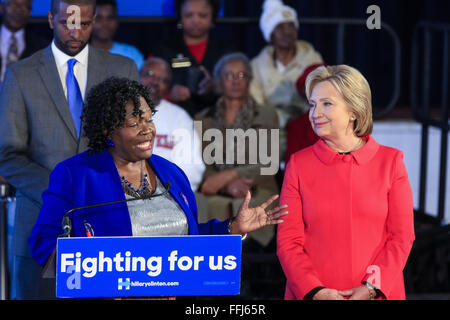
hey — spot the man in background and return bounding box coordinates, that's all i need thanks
[90,0,144,70]
[0,0,139,299]
[0,0,47,82]
[140,57,205,192]
[140,57,208,220]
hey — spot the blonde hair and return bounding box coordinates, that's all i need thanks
[305,65,373,137]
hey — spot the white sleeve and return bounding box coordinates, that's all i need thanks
[163,104,206,192]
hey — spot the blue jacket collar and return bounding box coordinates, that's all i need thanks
[95,149,199,235]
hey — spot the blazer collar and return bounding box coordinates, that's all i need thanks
[96,149,171,190]
[39,45,78,140]
[312,135,379,165]
[38,45,103,145]
[51,40,89,69]
[85,46,104,95]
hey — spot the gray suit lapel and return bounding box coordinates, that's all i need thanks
[85,46,106,95]
[38,46,78,140]
[77,47,107,153]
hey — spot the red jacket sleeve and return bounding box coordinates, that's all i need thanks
[361,151,415,297]
[277,156,324,299]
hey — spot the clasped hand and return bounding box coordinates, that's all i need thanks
[313,286,374,300]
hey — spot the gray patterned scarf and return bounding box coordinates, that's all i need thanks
[212,97,257,171]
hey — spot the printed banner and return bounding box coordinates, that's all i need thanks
[56,235,242,298]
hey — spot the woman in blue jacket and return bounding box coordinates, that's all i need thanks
[29,77,287,267]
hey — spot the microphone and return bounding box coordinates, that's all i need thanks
[61,181,172,237]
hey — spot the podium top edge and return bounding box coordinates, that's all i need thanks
[57,234,243,240]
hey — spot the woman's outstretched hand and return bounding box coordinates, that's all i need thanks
[230,191,289,235]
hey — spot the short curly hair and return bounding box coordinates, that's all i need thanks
[81,77,156,152]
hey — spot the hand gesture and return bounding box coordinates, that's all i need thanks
[197,65,213,95]
[225,178,253,198]
[169,84,191,102]
[200,170,238,195]
[230,191,288,235]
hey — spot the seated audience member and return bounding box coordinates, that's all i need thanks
[0,0,47,82]
[285,113,318,165]
[91,0,144,70]
[251,0,323,125]
[284,64,325,164]
[140,57,205,192]
[153,0,233,117]
[250,0,323,159]
[195,52,280,249]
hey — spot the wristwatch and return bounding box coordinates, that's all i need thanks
[363,281,381,299]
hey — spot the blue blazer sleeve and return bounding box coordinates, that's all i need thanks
[29,151,232,267]
[198,218,230,236]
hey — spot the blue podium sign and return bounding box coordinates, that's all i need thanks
[56,235,242,298]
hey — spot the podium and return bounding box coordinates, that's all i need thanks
[55,235,242,299]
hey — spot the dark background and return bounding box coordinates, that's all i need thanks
[25,0,449,117]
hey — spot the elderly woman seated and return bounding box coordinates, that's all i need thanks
[195,52,280,249]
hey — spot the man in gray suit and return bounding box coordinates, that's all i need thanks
[0,0,139,299]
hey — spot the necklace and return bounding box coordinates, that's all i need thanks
[120,161,153,198]
[337,138,364,155]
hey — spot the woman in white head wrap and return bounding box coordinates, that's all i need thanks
[250,0,323,130]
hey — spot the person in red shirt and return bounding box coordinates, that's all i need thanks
[277,65,415,300]
[153,0,234,117]
[284,64,325,165]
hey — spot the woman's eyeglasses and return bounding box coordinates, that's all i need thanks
[222,72,249,81]
[143,70,170,85]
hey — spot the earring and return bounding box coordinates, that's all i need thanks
[350,116,356,121]
[105,138,114,147]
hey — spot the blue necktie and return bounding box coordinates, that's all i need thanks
[66,58,83,138]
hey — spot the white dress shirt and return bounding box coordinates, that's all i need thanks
[51,40,89,100]
[0,25,25,81]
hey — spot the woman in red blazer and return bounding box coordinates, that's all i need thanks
[277,65,415,300]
